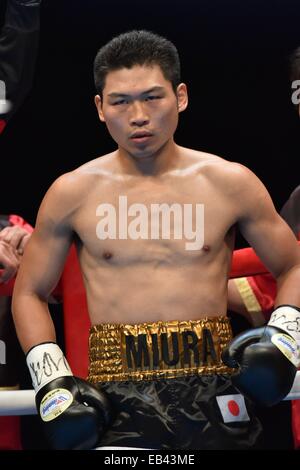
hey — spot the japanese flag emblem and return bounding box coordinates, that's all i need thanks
[216,394,250,423]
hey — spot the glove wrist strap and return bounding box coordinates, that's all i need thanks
[268,305,300,343]
[26,343,73,392]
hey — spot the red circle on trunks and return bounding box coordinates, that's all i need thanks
[228,400,240,416]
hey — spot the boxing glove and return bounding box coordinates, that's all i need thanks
[26,342,111,449]
[222,305,300,406]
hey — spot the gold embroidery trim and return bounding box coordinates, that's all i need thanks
[88,316,234,382]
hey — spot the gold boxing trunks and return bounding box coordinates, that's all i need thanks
[88,316,234,382]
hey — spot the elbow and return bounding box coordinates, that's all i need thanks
[12,282,48,318]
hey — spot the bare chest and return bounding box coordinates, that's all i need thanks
[73,176,236,265]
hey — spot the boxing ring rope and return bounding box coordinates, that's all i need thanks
[1,245,300,416]
[0,390,36,416]
[0,374,299,416]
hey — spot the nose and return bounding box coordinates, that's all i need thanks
[129,101,149,127]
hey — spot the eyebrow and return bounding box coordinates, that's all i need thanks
[107,86,165,98]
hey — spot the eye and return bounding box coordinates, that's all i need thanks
[145,95,161,102]
[112,99,128,106]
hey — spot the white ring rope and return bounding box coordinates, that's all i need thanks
[0,390,36,416]
[0,372,299,415]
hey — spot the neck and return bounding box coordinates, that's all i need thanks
[116,139,180,176]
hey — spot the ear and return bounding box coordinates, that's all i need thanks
[94,95,105,122]
[176,83,188,113]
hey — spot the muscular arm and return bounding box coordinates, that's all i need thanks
[227,186,300,321]
[222,166,300,406]
[235,165,300,306]
[12,176,76,353]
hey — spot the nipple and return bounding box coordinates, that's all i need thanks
[202,245,210,252]
[103,251,113,260]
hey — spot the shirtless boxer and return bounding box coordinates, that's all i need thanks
[12,30,300,450]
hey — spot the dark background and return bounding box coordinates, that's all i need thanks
[1,0,300,233]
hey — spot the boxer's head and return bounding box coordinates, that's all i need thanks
[93,31,188,159]
[94,30,181,99]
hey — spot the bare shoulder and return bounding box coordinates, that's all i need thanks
[184,148,264,193]
[207,159,261,191]
[73,150,124,183]
[74,151,116,174]
[36,152,115,226]
[46,152,116,202]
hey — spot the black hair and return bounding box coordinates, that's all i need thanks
[94,30,181,97]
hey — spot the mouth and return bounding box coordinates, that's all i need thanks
[130,131,153,143]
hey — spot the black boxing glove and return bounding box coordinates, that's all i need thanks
[222,305,300,406]
[26,342,111,450]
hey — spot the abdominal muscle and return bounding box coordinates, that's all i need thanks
[79,249,230,325]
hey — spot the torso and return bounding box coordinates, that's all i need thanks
[70,147,239,325]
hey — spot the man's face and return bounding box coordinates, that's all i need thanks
[95,64,188,159]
